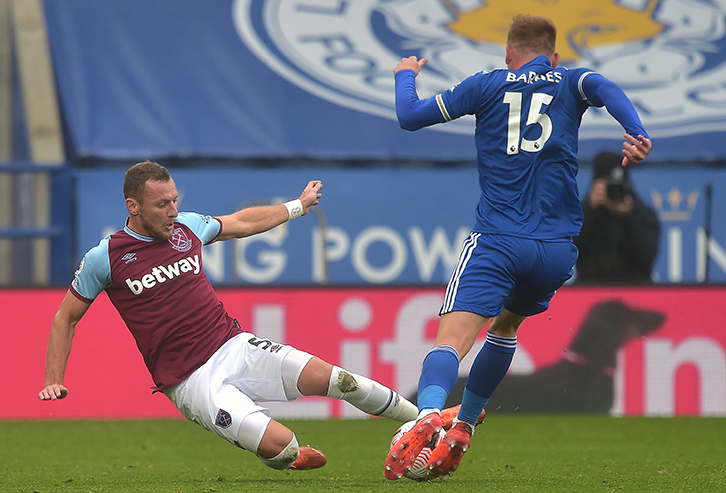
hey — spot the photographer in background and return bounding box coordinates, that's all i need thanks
[574,152,660,284]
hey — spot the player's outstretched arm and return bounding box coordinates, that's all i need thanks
[214,180,323,241]
[393,57,448,131]
[39,291,90,401]
[581,73,653,166]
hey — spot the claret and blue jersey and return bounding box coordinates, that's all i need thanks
[69,212,241,391]
[395,55,648,240]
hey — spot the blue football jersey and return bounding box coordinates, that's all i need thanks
[396,55,647,240]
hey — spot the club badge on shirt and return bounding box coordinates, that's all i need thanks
[169,227,193,252]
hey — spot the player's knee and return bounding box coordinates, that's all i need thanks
[281,350,321,398]
[257,433,299,470]
[488,313,524,337]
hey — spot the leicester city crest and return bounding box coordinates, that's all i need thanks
[233,0,726,140]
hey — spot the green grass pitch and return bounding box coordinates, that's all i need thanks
[2,415,725,492]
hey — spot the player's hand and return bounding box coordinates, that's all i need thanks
[621,134,652,166]
[299,180,323,212]
[393,56,428,76]
[588,179,608,208]
[39,384,68,401]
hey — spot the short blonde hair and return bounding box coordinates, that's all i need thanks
[507,14,557,57]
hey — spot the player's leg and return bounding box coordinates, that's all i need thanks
[202,332,417,458]
[385,310,486,479]
[293,356,418,422]
[423,234,523,478]
[457,309,525,424]
[421,310,489,412]
[417,233,496,418]
[164,355,325,471]
[226,337,332,470]
[428,238,577,477]
[257,419,327,470]
[386,232,494,480]
[427,308,524,477]
[213,406,326,470]
[452,236,574,429]
[293,349,469,429]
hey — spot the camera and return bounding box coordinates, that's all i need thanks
[606,182,628,202]
[605,166,630,202]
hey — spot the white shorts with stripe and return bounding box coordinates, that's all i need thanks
[164,332,314,453]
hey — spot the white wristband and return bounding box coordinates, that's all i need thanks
[284,199,303,221]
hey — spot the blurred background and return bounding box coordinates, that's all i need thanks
[2,0,725,419]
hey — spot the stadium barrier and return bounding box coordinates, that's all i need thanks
[3,286,724,420]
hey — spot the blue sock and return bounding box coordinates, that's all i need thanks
[458,332,516,425]
[417,345,460,412]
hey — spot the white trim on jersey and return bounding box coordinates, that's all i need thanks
[577,71,596,104]
[442,232,480,313]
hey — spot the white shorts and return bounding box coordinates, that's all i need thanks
[164,332,314,453]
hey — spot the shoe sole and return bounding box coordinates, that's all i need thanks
[384,414,442,480]
[426,429,470,477]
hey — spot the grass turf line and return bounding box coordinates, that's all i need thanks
[1,415,725,492]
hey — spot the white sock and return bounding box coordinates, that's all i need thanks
[417,408,441,421]
[326,366,417,422]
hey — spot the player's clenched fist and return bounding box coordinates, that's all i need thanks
[393,56,428,76]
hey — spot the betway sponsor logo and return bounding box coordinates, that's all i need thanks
[125,255,201,295]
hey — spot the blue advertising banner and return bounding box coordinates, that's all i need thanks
[43,0,726,161]
[74,166,726,285]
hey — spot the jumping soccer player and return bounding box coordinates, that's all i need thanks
[385,14,652,479]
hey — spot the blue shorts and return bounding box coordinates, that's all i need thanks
[441,232,577,318]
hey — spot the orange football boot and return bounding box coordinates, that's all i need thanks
[290,446,327,470]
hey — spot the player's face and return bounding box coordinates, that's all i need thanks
[136,178,179,241]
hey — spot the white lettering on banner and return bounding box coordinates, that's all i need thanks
[668,227,683,282]
[667,227,726,283]
[338,298,372,332]
[380,293,445,394]
[253,304,285,344]
[341,340,371,418]
[352,226,407,283]
[313,226,349,283]
[233,228,287,283]
[124,254,200,295]
[611,351,625,417]
[216,292,726,419]
[409,226,469,282]
[251,303,331,418]
[207,224,726,284]
[314,226,468,284]
[201,225,469,284]
[339,297,373,418]
[202,242,224,283]
[697,228,726,282]
[645,338,726,416]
